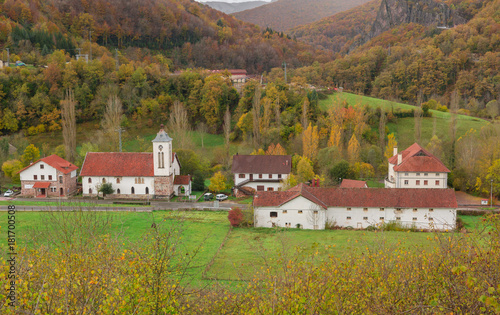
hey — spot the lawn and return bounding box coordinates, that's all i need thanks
[319,92,489,149]
[0,200,148,207]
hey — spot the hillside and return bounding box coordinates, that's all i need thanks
[200,1,271,14]
[233,0,372,31]
[289,0,381,53]
[0,0,329,73]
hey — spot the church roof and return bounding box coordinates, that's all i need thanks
[152,127,173,142]
[80,152,154,177]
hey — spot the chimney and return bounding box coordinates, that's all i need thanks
[397,153,402,165]
[393,147,398,157]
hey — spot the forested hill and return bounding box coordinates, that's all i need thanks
[200,1,271,14]
[233,0,372,32]
[0,0,329,73]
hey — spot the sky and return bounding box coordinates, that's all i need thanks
[195,0,272,3]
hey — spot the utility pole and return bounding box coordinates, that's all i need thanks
[491,179,494,207]
[6,48,9,66]
[116,128,125,152]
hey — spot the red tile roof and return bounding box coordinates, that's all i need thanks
[340,179,367,188]
[254,184,457,209]
[231,155,292,174]
[174,175,191,185]
[80,152,154,177]
[19,154,78,175]
[389,143,450,173]
[33,182,51,188]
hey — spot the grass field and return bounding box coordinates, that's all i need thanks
[0,200,148,207]
[319,92,489,149]
[1,210,485,284]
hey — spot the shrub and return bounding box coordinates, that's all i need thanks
[228,207,244,227]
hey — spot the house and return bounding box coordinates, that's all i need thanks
[19,155,78,198]
[80,126,187,198]
[385,143,450,189]
[340,179,368,188]
[173,175,192,196]
[254,184,457,231]
[231,154,292,197]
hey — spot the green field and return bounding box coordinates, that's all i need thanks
[320,92,489,149]
[1,210,484,284]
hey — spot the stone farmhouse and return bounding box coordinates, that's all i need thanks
[232,154,292,197]
[254,183,457,231]
[19,154,78,198]
[385,143,450,189]
[80,126,188,198]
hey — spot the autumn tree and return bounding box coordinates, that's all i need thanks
[297,156,315,183]
[61,88,77,163]
[414,107,422,144]
[379,108,386,150]
[21,144,40,166]
[266,143,287,155]
[1,159,23,184]
[302,123,319,161]
[223,106,231,161]
[347,134,360,163]
[301,97,309,128]
[100,94,123,151]
[208,171,227,193]
[384,133,397,160]
[228,207,244,227]
[426,135,443,161]
[281,173,298,190]
[169,100,191,149]
[197,122,208,148]
[328,124,342,153]
[252,86,261,147]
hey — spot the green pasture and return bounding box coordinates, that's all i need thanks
[0,200,148,207]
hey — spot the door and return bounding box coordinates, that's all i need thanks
[60,188,64,196]
[250,174,253,180]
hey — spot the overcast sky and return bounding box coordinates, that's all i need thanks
[195,0,272,3]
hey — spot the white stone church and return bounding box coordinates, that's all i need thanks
[80,126,190,198]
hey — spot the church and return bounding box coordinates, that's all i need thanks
[80,126,190,198]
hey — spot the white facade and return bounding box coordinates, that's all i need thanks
[20,161,60,182]
[393,172,447,188]
[234,173,288,192]
[83,176,155,196]
[255,197,456,231]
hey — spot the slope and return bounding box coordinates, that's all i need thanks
[200,1,271,14]
[233,0,373,32]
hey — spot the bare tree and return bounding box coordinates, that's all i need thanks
[169,100,191,149]
[301,97,309,129]
[223,106,231,162]
[414,107,422,145]
[196,122,208,148]
[379,108,386,150]
[252,86,261,148]
[61,88,76,162]
[448,89,459,168]
[100,95,123,151]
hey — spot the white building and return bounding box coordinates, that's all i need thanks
[231,154,292,196]
[254,184,457,231]
[385,143,450,189]
[80,126,185,198]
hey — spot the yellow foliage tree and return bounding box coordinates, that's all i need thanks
[347,134,360,163]
[297,156,315,183]
[251,148,265,155]
[328,124,342,152]
[266,143,287,155]
[281,173,298,190]
[384,133,398,160]
[302,123,319,161]
[208,171,227,193]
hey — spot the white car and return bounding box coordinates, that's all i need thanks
[216,194,228,201]
[3,190,14,197]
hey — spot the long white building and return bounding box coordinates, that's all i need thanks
[254,184,457,231]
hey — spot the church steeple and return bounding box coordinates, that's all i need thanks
[153,124,173,176]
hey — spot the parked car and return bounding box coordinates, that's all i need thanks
[3,189,14,197]
[216,194,228,201]
[203,193,214,201]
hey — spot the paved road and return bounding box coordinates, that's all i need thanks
[0,197,247,212]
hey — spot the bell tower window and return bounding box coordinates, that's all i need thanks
[158,145,164,169]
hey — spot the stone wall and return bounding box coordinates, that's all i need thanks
[154,175,174,198]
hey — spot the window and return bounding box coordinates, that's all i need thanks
[48,175,52,180]
[40,164,44,169]
[416,173,420,176]
[363,217,368,220]
[435,180,440,186]
[413,217,417,221]
[34,175,37,180]
[117,189,121,194]
[429,217,434,221]
[88,178,92,183]
[347,207,351,211]
[267,187,274,191]
[102,178,106,183]
[89,188,92,194]
[413,208,418,212]
[347,216,351,220]
[396,208,402,213]
[314,211,318,214]
[131,187,135,194]
[59,176,63,184]
[269,174,272,179]
[363,208,368,212]
[404,180,409,185]
[278,174,282,179]
[298,210,303,214]
[239,174,245,178]
[429,208,434,212]
[380,217,384,220]
[396,217,401,221]
[436,173,440,176]
[416,180,420,185]
[380,208,384,211]
[282,210,287,214]
[145,187,149,195]
[270,212,278,218]
[41,175,45,180]
[424,173,428,176]
[259,174,263,179]
[424,180,428,185]
[135,178,144,184]
[51,187,56,192]
[257,185,265,191]
[116,178,121,184]
[404,172,409,176]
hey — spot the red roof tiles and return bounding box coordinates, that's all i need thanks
[80,152,154,177]
[19,154,78,175]
[231,155,292,174]
[389,143,450,173]
[340,179,368,188]
[174,175,191,185]
[254,184,457,209]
